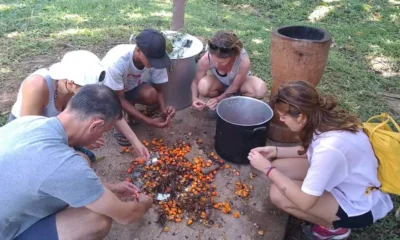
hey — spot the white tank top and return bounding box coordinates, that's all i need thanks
[11,69,61,118]
[209,48,250,86]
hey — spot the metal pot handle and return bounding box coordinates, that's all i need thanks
[252,126,267,148]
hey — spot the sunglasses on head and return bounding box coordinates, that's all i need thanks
[274,91,301,112]
[208,41,232,54]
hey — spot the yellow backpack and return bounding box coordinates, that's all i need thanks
[363,113,400,195]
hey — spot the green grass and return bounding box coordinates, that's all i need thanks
[0,0,399,119]
[0,114,7,127]
[0,0,399,238]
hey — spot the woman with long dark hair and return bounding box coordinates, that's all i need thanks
[249,81,393,239]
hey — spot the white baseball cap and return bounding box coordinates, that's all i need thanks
[49,50,106,85]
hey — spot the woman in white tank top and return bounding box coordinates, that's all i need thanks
[8,51,107,162]
[9,50,105,122]
[8,50,150,162]
[191,31,268,114]
[248,81,393,239]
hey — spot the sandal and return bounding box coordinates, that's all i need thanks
[113,131,131,146]
[127,117,140,126]
[123,111,140,126]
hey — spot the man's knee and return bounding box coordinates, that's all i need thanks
[90,212,112,238]
[141,87,158,105]
[56,208,112,240]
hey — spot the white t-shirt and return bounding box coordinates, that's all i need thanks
[101,44,168,92]
[302,130,393,222]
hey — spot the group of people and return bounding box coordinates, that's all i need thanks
[0,28,393,240]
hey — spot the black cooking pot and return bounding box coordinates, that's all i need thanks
[214,96,274,164]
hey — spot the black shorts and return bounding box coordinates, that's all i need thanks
[333,206,373,229]
[14,214,58,240]
[124,82,151,102]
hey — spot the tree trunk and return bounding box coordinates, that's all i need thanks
[171,0,185,31]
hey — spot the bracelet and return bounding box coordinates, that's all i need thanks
[275,146,279,159]
[265,166,276,178]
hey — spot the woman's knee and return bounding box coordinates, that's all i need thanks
[251,78,268,99]
[197,77,213,96]
[241,77,267,99]
[271,158,308,181]
[255,80,268,98]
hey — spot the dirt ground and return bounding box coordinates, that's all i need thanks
[92,107,288,240]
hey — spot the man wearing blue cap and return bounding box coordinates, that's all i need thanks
[102,29,176,145]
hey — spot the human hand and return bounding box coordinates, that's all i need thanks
[192,98,206,111]
[148,116,172,128]
[206,98,219,110]
[248,149,272,174]
[163,106,176,119]
[110,181,141,199]
[139,194,153,209]
[85,137,105,150]
[251,146,277,160]
[133,140,150,161]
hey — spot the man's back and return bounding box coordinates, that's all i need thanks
[0,116,104,240]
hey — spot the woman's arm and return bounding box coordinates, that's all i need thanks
[20,75,50,116]
[191,54,210,101]
[248,150,319,211]
[250,146,347,211]
[267,166,319,211]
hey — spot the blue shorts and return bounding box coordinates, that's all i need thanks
[15,214,58,240]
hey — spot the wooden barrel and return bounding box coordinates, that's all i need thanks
[268,26,332,143]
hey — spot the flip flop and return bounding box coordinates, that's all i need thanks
[113,132,132,146]
[127,117,140,126]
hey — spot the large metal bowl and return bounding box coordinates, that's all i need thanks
[215,96,274,164]
[217,96,273,127]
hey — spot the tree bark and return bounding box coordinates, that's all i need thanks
[171,0,185,31]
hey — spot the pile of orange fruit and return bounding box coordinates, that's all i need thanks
[234,181,252,198]
[125,138,247,225]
